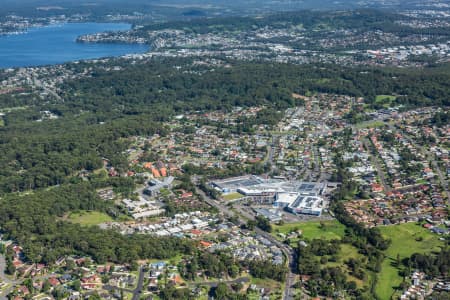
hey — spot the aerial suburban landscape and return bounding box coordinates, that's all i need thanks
[0,0,449,300]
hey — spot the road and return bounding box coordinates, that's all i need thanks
[0,255,11,284]
[311,145,326,182]
[0,259,145,300]
[0,254,21,300]
[33,79,62,101]
[398,128,450,204]
[131,266,145,300]
[195,187,297,300]
[283,253,297,300]
[266,134,280,173]
[363,138,391,193]
[432,159,450,204]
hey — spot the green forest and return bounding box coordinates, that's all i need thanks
[0,57,450,272]
[2,59,450,194]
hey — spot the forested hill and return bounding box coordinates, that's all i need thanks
[139,9,450,41]
[0,182,195,264]
[62,60,450,115]
[60,60,450,115]
[0,54,448,268]
[141,9,405,32]
[1,60,450,194]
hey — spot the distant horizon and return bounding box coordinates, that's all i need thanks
[0,0,429,19]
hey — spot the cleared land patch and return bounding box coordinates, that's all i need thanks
[222,192,244,201]
[376,223,444,299]
[68,211,113,226]
[273,220,346,240]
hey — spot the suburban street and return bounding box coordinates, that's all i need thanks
[33,78,62,101]
[131,266,145,300]
[363,138,391,192]
[399,129,450,204]
[0,254,20,300]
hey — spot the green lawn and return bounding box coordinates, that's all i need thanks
[250,277,282,289]
[336,244,362,263]
[0,282,11,293]
[273,220,345,240]
[160,188,171,197]
[222,192,244,201]
[315,78,331,84]
[329,244,366,288]
[147,254,184,265]
[375,95,396,101]
[0,106,28,113]
[376,223,444,299]
[250,276,283,299]
[415,179,428,185]
[375,95,397,108]
[354,120,386,129]
[68,211,113,226]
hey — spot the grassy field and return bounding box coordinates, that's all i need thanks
[250,277,282,289]
[272,220,346,240]
[0,106,28,113]
[375,95,396,107]
[68,211,113,226]
[325,244,366,288]
[274,220,444,298]
[376,223,444,299]
[147,254,184,265]
[375,95,396,101]
[249,277,283,300]
[222,192,244,201]
[354,120,386,129]
[315,78,331,84]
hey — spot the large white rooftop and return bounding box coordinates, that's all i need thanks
[211,175,324,196]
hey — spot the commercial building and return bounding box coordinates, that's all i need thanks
[254,208,283,222]
[144,176,175,196]
[211,175,326,216]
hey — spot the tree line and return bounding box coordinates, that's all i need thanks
[0,182,194,264]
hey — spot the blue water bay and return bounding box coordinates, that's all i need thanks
[0,23,148,68]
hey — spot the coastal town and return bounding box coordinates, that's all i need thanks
[1,83,449,299]
[2,3,450,67]
[0,2,449,300]
[74,9,450,68]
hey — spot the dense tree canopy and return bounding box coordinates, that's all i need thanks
[1,59,450,194]
[0,183,194,264]
[0,57,449,269]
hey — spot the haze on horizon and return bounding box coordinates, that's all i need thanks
[1,0,440,19]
